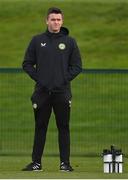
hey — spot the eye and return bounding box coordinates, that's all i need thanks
[51,18,55,21]
[51,18,61,22]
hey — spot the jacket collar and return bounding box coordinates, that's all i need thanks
[45,27,69,38]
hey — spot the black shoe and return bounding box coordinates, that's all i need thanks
[60,162,74,172]
[22,162,42,171]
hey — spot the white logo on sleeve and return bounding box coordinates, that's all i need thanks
[41,42,46,47]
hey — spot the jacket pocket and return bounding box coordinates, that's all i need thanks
[65,90,72,101]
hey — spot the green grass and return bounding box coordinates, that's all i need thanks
[0,156,128,179]
[1,72,128,156]
[0,0,128,68]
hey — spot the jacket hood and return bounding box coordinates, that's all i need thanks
[46,26,69,37]
[60,27,69,35]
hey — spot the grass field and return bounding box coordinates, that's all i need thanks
[1,156,128,179]
[1,70,128,179]
[0,0,128,68]
[1,71,128,156]
[1,70,128,178]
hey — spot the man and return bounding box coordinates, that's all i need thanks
[22,7,82,172]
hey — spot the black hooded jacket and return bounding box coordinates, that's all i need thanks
[22,27,82,93]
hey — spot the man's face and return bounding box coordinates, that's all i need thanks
[46,13,63,33]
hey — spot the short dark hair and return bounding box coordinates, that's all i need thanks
[47,7,63,18]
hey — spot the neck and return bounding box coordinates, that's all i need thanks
[48,28,60,34]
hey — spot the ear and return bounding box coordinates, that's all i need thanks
[61,17,64,24]
[61,20,63,26]
[46,18,48,25]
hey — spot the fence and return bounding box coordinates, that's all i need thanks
[0,68,128,157]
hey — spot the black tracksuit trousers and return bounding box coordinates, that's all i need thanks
[31,91,71,164]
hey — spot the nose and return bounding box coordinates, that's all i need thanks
[55,20,59,23]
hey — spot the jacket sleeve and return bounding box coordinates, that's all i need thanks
[22,36,37,82]
[67,38,82,81]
